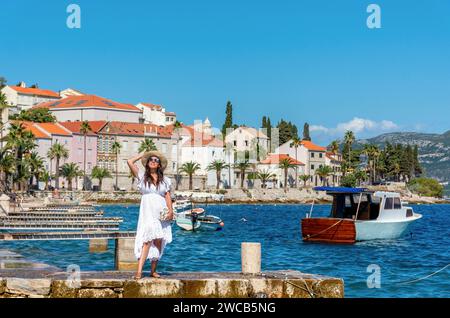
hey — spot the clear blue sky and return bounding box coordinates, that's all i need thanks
[1,0,449,144]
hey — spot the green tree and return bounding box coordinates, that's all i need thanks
[207,160,229,190]
[233,160,251,188]
[47,142,69,189]
[290,137,302,187]
[277,119,298,145]
[80,121,92,190]
[61,162,82,191]
[257,169,276,189]
[179,161,201,190]
[39,170,52,191]
[173,120,183,190]
[221,101,233,137]
[302,123,311,141]
[299,174,311,187]
[27,152,44,188]
[343,130,356,175]
[279,158,297,191]
[340,173,357,188]
[0,149,14,191]
[91,166,112,191]
[139,138,157,153]
[408,178,444,198]
[0,76,7,88]
[6,123,36,190]
[111,141,122,190]
[9,108,56,123]
[329,140,339,155]
[315,165,333,186]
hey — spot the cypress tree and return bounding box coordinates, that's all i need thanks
[303,123,311,141]
[222,101,233,137]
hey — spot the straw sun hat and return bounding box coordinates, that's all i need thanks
[141,151,168,171]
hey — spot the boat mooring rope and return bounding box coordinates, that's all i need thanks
[304,219,344,240]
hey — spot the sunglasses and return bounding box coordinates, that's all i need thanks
[148,157,160,163]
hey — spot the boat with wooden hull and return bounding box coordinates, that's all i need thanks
[301,187,422,244]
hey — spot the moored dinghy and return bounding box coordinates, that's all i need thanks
[301,187,423,243]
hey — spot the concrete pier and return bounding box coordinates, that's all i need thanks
[0,270,344,298]
[89,239,109,253]
[115,238,138,271]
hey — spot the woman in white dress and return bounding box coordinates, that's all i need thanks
[127,151,174,279]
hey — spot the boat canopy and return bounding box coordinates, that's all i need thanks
[313,187,369,194]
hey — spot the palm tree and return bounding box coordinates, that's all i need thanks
[61,162,82,191]
[0,93,9,149]
[299,174,311,188]
[257,169,276,189]
[6,123,36,190]
[330,140,340,155]
[0,149,14,191]
[354,169,368,186]
[315,165,333,186]
[344,130,355,173]
[39,170,51,191]
[47,142,69,189]
[91,166,112,191]
[139,138,157,153]
[27,152,44,189]
[233,160,251,188]
[179,161,201,190]
[111,141,122,190]
[80,121,92,190]
[206,160,229,190]
[279,158,297,191]
[172,120,183,190]
[290,137,302,187]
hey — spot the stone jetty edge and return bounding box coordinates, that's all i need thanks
[0,271,344,298]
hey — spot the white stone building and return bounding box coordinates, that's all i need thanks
[135,103,177,126]
[1,82,61,114]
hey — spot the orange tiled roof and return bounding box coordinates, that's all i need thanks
[59,121,107,135]
[35,123,72,136]
[260,153,305,165]
[9,86,60,98]
[165,111,176,116]
[301,140,326,152]
[34,95,142,112]
[18,121,51,139]
[99,121,173,138]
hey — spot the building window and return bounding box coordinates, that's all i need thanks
[319,153,323,158]
[233,140,237,146]
[311,152,315,158]
[311,164,315,170]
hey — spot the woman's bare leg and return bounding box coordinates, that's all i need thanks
[150,239,162,278]
[136,242,151,278]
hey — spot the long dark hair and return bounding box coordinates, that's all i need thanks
[144,158,166,189]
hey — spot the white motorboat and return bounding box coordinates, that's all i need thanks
[302,187,423,243]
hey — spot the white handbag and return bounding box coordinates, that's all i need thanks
[159,207,170,221]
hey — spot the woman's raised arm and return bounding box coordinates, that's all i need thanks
[127,153,144,178]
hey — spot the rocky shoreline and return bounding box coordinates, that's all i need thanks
[28,187,448,205]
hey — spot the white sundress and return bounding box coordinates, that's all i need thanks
[134,171,173,261]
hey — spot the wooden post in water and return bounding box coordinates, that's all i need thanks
[241,242,261,274]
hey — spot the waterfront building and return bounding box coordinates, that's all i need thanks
[257,153,305,188]
[178,120,226,189]
[1,82,61,114]
[33,94,142,123]
[95,121,178,190]
[276,139,337,186]
[135,102,177,126]
[225,127,270,162]
[325,152,343,186]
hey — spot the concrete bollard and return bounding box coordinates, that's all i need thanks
[241,242,261,274]
[0,194,11,216]
[89,239,109,253]
[115,238,138,271]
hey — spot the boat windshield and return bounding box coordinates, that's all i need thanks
[330,193,380,220]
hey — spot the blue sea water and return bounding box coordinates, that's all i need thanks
[2,204,449,298]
